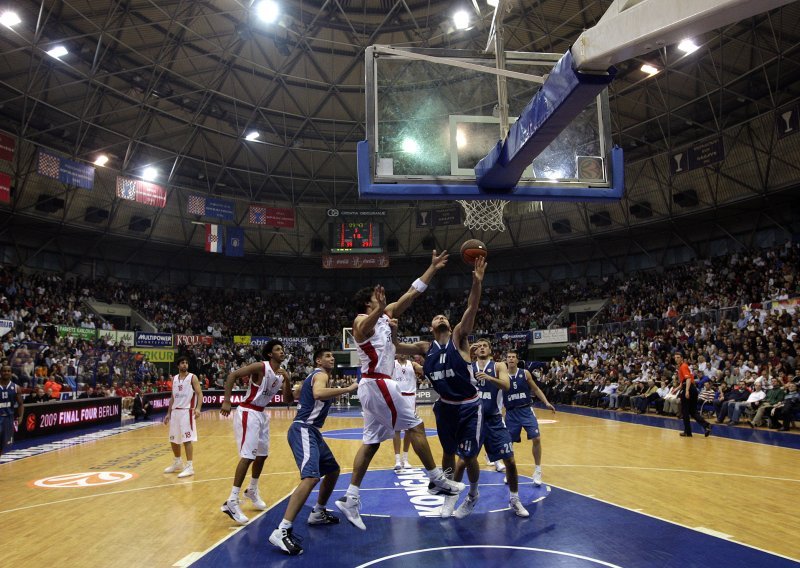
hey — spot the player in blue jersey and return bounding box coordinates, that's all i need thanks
[441,338,529,518]
[0,363,24,457]
[398,256,487,516]
[504,350,555,486]
[269,349,358,555]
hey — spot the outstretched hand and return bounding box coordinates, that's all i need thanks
[473,255,487,281]
[431,249,449,270]
[373,284,386,311]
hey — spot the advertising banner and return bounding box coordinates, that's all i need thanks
[415,388,439,405]
[532,328,569,344]
[233,335,251,345]
[18,397,121,439]
[175,334,214,346]
[199,389,291,408]
[494,331,533,342]
[143,392,172,413]
[322,255,390,269]
[0,319,13,337]
[134,332,173,347]
[56,325,97,341]
[98,330,135,346]
[134,348,175,362]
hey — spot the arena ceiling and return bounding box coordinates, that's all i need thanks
[1,0,800,261]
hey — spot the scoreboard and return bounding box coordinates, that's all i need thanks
[330,221,383,253]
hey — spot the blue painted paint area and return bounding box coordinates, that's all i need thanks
[191,470,798,568]
[322,428,438,441]
[551,404,800,450]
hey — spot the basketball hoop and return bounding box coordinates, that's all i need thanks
[457,199,509,232]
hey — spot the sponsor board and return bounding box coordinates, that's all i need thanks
[200,389,290,407]
[495,331,533,342]
[233,335,251,345]
[18,398,122,439]
[0,319,13,337]
[56,325,97,341]
[135,331,173,347]
[532,328,568,344]
[175,334,214,346]
[144,392,173,412]
[134,348,175,362]
[322,254,390,269]
[415,388,439,404]
[98,330,135,346]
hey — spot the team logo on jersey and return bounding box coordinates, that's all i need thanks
[30,471,137,488]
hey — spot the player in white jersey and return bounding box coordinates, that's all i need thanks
[163,357,203,478]
[219,340,291,525]
[392,354,422,472]
[336,250,466,532]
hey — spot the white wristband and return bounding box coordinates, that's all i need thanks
[411,278,428,293]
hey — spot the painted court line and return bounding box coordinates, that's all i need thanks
[173,552,204,567]
[694,526,734,539]
[548,482,800,564]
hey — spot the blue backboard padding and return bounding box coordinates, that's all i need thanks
[358,140,624,201]
[475,50,616,190]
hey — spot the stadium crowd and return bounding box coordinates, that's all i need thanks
[0,242,799,428]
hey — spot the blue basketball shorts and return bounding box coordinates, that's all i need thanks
[0,415,14,451]
[505,406,540,442]
[481,413,514,462]
[433,399,482,459]
[287,422,339,479]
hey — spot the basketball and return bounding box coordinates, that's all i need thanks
[460,239,488,265]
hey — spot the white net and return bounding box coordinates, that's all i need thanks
[457,199,509,231]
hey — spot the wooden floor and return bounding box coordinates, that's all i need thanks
[1,406,798,567]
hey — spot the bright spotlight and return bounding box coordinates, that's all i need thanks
[255,0,280,24]
[47,46,68,59]
[94,155,109,167]
[142,167,158,181]
[456,129,467,149]
[640,64,659,76]
[487,0,499,7]
[0,11,22,28]
[453,10,470,30]
[678,39,699,55]
[245,131,260,141]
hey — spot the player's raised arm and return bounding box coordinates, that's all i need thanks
[353,285,386,342]
[386,249,448,318]
[452,256,486,349]
[312,371,358,401]
[395,340,430,357]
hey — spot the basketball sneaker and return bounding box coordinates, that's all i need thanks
[177,464,194,478]
[402,459,413,469]
[221,499,249,525]
[509,497,530,518]
[440,494,459,518]
[244,487,266,510]
[428,473,466,496]
[335,495,366,531]
[394,461,403,473]
[533,467,543,487]
[308,508,340,525]
[495,461,506,473]
[269,528,303,556]
[163,460,183,473]
[453,494,479,519]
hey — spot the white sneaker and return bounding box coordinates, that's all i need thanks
[509,497,530,518]
[307,508,340,525]
[269,527,303,556]
[485,456,494,466]
[177,465,194,478]
[453,494,479,519]
[164,461,183,473]
[533,468,543,487]
[244,487,266,510]
[440,493,459,518]
[335,495,366,530]
[428,474,466,496]
[402,460,412,469]
[394,462,403,473]
[221,499,249,525]
[495,461,506,472]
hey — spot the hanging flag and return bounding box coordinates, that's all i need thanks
[225,226,245,257]
[186,194,235,221]
[248,204,295,228]
[0,132,14,162]
[115,176,167,208]
[36,149,95,189]
[0,172,10,204]
[205,224,222,253]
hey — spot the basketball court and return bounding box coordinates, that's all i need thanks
[1,406,798,567]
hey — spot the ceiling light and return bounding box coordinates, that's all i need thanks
[245,131,260,141]
[678,39,699,54]
[255,0,280,24]
[453,10,470,30]
[142,167,158,181]
[640,64,659,76]
[94,155,109,167]
[47,46,68,59]
[0,11,21,28]
[487,0,499,6]
[456,129,467,149]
